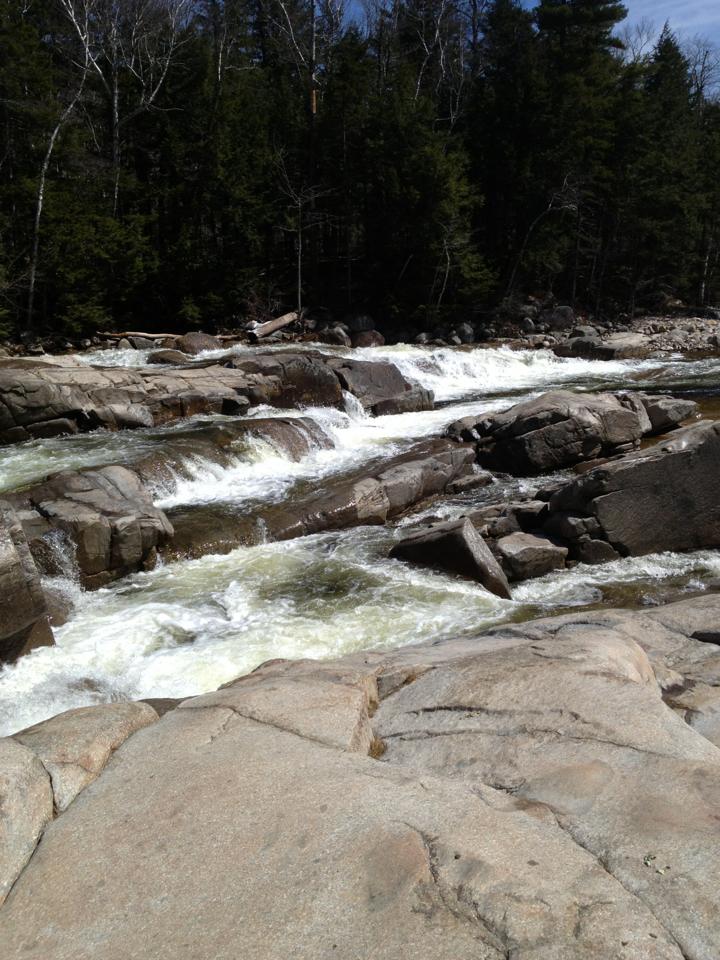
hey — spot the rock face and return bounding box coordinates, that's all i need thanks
[0,363,252,444]
[448,390,695,474]
[3,596,720,957]
[14,703,158,812]
[541,420,720,558]
[389,517,512,598]
[7,466,174,589]
[0,739,53,906]
[0,503,54,664]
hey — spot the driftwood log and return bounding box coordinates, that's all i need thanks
[247,311,299,342]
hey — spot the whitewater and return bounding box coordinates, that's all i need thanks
[1,341,719,735]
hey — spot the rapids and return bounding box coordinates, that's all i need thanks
[2,341,720,735]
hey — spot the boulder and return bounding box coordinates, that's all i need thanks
[456,390,650,474]
[639,394,697,434]
[174,331,220,355]
[0,738,53,906]
[146,349,189,365]
[226,351,345,408]
[541,304,575,329]
[544,420,720,558]
[555,333,652,361]
[0,503,54,664]
[495,531,567,581]
[327,356,434,414]
[351,330,385,348]
[317,326,352,346]
[389,517,512,598]
[14,703,158,812]
[7,466,174,589]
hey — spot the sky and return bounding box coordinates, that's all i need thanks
[623,0,720,43]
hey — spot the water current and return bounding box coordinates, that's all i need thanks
[2,342,719,734]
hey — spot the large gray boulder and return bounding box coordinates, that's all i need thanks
[7,466,174,589]
[5,597,720,957]
[450,390,650,474]
[389,517,512,598]
[326,355,434,414]
[174,331,221,355]
[544,420,720,557]
[495,531,567,581]
[0,502,54,664]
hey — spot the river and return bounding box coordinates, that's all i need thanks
[2,341,719,735]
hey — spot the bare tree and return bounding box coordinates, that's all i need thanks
[27,1,95,331]
[58,0,191,214]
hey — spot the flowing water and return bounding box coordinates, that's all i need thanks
[2,342,720,735]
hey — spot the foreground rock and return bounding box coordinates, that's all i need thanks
[14,703,158,813]
[389,517,512,597]
[448,389,697,474]
[0,503,53,663]
[4,596,720,956]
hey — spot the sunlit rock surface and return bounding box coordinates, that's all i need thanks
[2,596,720,958]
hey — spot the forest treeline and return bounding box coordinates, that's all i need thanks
[1,0,719,337]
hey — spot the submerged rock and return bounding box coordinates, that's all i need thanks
[389,517,512,598]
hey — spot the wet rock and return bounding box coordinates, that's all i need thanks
[0,502,54,664]
[555,332,652,361]
[495,531,567,581]
[546,421,720,557]
[221,350,343,408]
[168,439,475,559]
[14,703,158,812]
[446,470,493,494]
[327,356,434,414]
[0,738,53,906]
[573,539,621,564]
[454,390,649,474]
[351,330,385,348]
[390,517,512,598]
[317,326,352,346]
[146,349,189,365]
[0,364,253,443]
[174,331,220,355]
[7,466,174,589]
